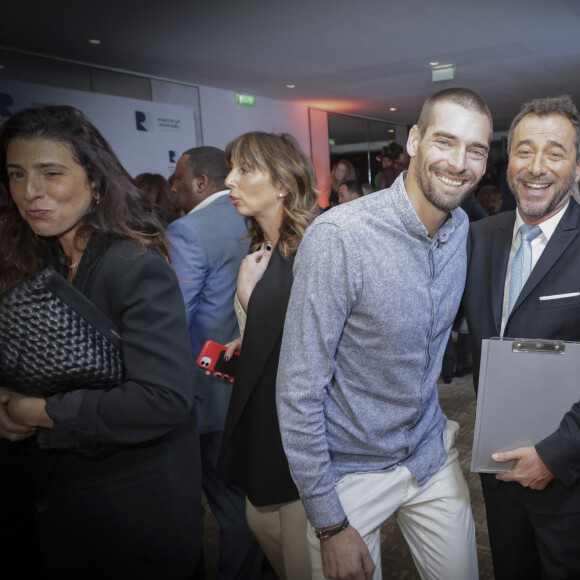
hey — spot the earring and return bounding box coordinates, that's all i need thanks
[278,193,285,198]
[95,196,101,206]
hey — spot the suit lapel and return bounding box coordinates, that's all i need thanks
[491,213,515,333]
[512,201,580,313]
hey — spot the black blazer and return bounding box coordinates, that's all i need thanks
[6,236,203,579]
[464,200,580,511]
[219,246,299,506]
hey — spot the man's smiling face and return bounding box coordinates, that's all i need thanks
[508,113,580,225]
[407,100,491,213]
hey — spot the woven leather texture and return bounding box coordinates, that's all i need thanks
[0,268,125,396]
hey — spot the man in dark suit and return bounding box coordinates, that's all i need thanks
[167,146,262,579]
[464,95,580,579]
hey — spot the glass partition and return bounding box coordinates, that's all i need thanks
[328,112,406,191]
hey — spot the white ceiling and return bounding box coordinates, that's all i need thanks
[2,0,580,131]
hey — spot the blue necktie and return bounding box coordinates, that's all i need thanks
[508,224,542,315]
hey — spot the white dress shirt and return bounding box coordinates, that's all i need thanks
[501,201,569,335]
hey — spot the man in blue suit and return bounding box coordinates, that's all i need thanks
[167,146,262,579]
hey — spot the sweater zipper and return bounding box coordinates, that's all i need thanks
[410,246,436,430]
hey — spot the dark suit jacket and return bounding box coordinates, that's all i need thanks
[219,245,299,506]
[13,236,203,579]
[464,200,580,512]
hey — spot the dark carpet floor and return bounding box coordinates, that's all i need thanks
[201,371,494,579]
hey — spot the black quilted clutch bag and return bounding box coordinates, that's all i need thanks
[0,268,125,397]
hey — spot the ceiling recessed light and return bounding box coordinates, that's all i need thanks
[88,39,101,45]
[429,61,439,67]
[389,107,397,112]
[286,84,295,88]
[388,129,395,133]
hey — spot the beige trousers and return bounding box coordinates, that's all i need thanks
[245,497,311,580]
[307,420,478,580]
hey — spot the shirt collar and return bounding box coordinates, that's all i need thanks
[512,199,569,244]
[395,171,464,243]
[188,189,230,214]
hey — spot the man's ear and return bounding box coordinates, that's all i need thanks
[193,174,209,193]
[406,125,421,159]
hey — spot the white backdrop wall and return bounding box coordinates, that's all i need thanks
[1,79,197,179]
[0,78,313,178]
[198,85,311,155]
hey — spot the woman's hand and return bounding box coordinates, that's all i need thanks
[0,388,53,432]
[236,246,274,313]
[223,336,242,362]
[205,337,242,383]
[0,388,39,441]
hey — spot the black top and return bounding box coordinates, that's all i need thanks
[219,244,300,506]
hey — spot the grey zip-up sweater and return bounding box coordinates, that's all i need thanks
[276,173,468,528]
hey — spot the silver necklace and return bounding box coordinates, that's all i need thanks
[68,260,81,270]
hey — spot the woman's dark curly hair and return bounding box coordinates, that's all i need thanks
[0,105,167,291]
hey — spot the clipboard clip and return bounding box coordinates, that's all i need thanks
[512,339,566,354]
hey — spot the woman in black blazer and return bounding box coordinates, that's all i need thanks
[218,132,318,580]
[0,105,202,579]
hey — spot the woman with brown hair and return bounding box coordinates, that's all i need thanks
[134,172,183,227]
[218,131,318,580]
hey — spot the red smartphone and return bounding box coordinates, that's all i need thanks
[196,340,240,378]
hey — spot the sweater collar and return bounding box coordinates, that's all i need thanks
[390,172,463,244]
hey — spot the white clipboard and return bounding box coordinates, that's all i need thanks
[471,337,580,473]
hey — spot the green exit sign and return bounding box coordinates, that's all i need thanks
[236,94,256,107]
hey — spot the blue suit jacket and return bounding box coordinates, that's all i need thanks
[167,193,249,434]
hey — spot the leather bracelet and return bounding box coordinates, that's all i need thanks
[314,517,350,540]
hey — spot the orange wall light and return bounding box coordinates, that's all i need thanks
[293,99,360,113]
